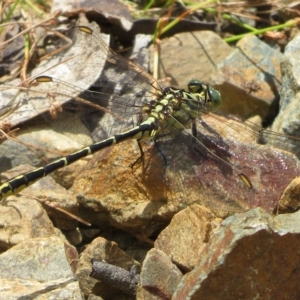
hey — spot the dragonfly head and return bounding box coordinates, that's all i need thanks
[187,80,222,110]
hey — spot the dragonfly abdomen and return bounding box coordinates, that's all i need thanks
[0,118,159,200]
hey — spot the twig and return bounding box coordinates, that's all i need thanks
[90,259,140,297]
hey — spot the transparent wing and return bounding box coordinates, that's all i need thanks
[26,25,161,143]
[75,26,159,94]
[201,112,300,159]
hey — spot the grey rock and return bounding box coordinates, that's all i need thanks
[149,30,233,88]
[213,34,284,118]
[0,277,82,300]
[267,32,300,157]
[0,197,57,251]
[0,235,78,281]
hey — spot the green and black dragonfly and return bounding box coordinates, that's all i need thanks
[0,25,299,215]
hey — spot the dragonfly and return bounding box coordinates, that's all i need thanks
[0,24,299,218]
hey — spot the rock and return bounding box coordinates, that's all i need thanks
[213,34,284,119]
[277,176,300,213]
[74,116,300,235]
[80,228,101,242]
[0,277,82,300]
[33,188,83,230]
[150,31,284,119]
[149,30,233,88]
[98,228,151,264]
[1,164,85,230]
[63,227,83,246]
[266,32,300,158]
[0,117,90,189]
[0,235,79,298]
[0,235,78,280]
[137,248,183,299]
[173,208,300,299]
[154,204,222,271]
[1,168,82,230]
[0,197,57,251]
[197,114,300,215]
[269,209,300,233]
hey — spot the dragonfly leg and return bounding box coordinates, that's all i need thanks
[197,118,229,152]
[130,140,144,169]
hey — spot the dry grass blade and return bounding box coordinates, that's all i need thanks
[27,195,91,226]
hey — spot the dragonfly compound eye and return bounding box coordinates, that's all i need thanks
[187,80,204,93]
[208,86,222,108]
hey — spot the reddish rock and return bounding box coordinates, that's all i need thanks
[173,208,300,300]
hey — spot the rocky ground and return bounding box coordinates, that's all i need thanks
[1,1,300,299]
